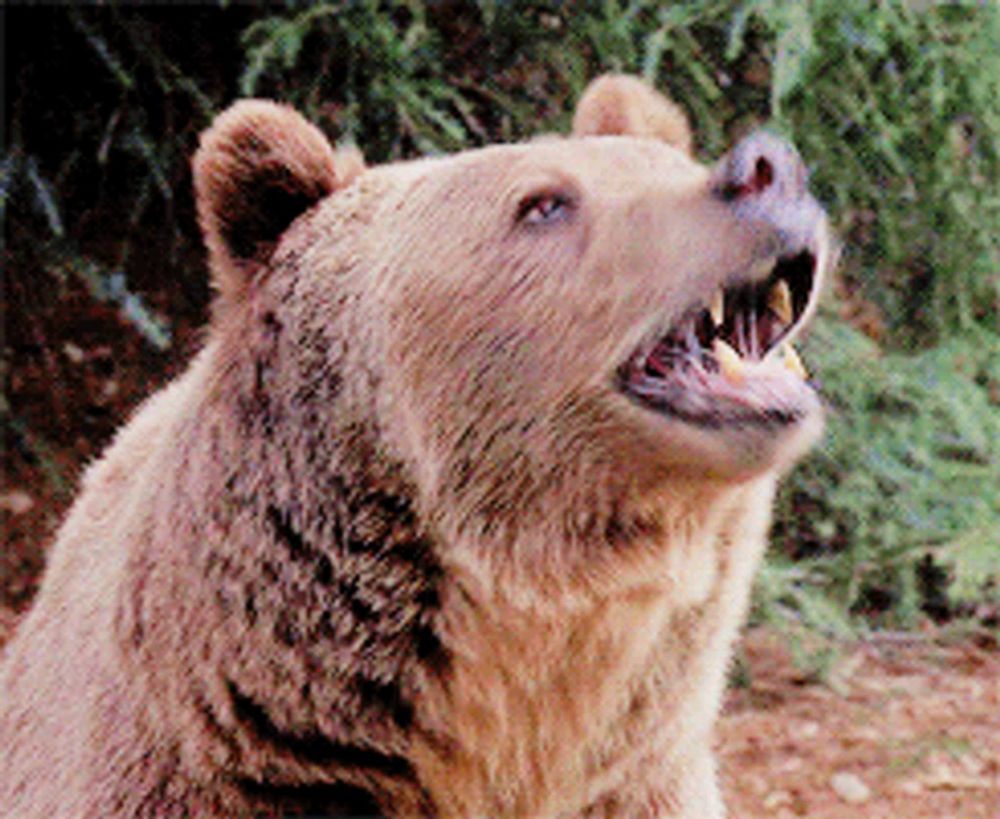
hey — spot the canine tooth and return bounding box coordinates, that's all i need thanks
[769,279,794,324]
[783,343,808,379]
[750,257,776,281]
[713,338,745,384]
[709,288,725,326]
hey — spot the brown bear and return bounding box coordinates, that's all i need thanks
[0,75,832,817]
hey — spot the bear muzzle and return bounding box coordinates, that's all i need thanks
[617,131,831,430]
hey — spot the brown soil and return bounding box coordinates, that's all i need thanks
[719,628,1000,818]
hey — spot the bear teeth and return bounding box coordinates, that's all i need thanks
[626,248,817,392]
[712,339,744,384]
[709,287,725,326]
[768,279,794,324]
[782,343,809,379]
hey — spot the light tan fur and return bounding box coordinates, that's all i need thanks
[410,478,779,817]
[0,76,829,817]
[572,74,694,155]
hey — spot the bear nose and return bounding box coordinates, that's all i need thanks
[711,130,825,257]
[714,131,807,203]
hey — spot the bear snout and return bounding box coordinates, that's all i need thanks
[715,131,807,203]
[712,131,825,257]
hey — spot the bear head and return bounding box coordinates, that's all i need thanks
[191,75,832,599]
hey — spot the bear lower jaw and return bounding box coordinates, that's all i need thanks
[618,347,815,429]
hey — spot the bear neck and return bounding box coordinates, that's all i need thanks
[407,475,778,815]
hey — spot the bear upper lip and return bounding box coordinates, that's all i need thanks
[617,248,818,426]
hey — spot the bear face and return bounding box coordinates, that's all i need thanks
[193,83,829,598]
[373,135,827,487]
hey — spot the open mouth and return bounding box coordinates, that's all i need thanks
[619,250,818,427]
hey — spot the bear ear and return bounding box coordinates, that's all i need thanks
[571,74,693,155]
[193,100,364,300]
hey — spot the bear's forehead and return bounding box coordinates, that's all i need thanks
[375,137,709,206]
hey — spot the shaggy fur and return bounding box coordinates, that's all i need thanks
[0,76,831,817]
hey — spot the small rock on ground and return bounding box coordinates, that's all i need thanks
[830,771,872,804]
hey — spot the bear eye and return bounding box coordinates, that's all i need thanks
[517,192,574,226]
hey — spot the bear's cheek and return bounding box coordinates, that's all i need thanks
[379,239,611,403]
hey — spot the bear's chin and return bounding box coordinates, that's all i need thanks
[615,383,824,483]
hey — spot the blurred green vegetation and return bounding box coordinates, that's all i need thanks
[3,2,998,636]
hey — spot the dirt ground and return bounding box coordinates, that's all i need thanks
[719,629,1000,818]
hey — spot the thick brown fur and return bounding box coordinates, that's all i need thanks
[0,77,830,817]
